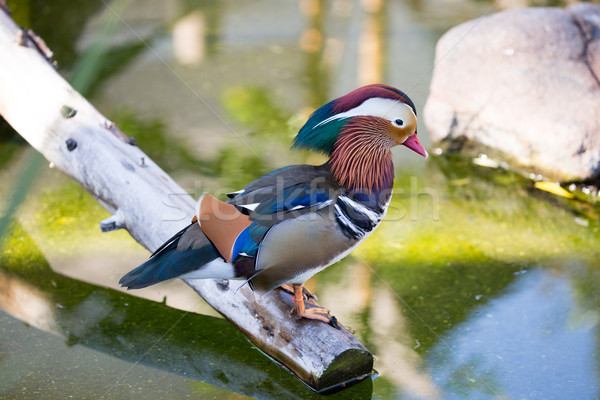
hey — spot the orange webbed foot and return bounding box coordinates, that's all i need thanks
[288,284,339,329]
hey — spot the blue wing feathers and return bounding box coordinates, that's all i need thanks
[119,224,221,289]
[120,245,220,289]
[149,223,191,257]
[253,187,330,215]
[231,225,259,260]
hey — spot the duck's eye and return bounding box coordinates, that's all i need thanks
[394,119,404,127]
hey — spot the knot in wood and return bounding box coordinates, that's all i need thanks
[65,138,77,151]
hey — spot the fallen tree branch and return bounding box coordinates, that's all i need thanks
[0,9,373,391]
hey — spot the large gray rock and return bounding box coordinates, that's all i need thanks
[424,3,600,182]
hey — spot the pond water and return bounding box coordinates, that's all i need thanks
[1,1,599,399]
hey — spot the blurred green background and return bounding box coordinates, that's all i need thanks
[1,1,599,399]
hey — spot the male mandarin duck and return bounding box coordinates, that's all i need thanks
[119,84,427,325]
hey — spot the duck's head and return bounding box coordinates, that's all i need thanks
[292,84,427,158]
[293,84,427,192]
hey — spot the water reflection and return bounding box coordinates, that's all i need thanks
[427,267,600,399]
[0,234,372,399]
[2,215,599,399]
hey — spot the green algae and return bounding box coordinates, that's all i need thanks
[222,86,294,139]
[0,223,373,399]
[349,155,600,351]
[2,0,600,398]
[4,104,600,399]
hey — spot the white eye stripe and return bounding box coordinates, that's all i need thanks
[314,98,416,129]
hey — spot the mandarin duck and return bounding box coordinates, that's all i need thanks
[119,84,427,325]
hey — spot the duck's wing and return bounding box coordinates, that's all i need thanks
[120,164,342,290]
[225,164,353,291]
[119,222,223,289]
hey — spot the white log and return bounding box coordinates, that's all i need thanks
[0,9,372,391]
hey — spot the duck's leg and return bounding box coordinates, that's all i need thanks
[290,284,337,326]
[280,283,318,302]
